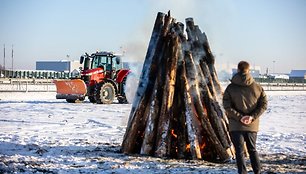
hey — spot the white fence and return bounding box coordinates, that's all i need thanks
[220,82,306,91]
[260,83,306,91]
[0,78,56,92]
[1,79,305,92]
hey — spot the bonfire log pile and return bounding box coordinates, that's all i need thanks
[121,11,233,162]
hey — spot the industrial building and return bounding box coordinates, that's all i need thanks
[289,70,306,82]
[36,60,81,72]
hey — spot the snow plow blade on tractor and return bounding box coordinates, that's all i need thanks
[54,79,87,103]
[54,51,131,104]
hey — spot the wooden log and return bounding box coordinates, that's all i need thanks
[185,18,197,45]
[155,32,180,157]
[184,52,230,161]
[180,59,202,159]
[126,12,165,127]
[186,19,231,151]
[122,12,173,154]
[140,16,177,155]
[184,21,222,102]
[197,53,231,150]
[173,63,187,158]
[165,34,181,158]
[166,23,190,159]
[140,52,164,155]
[195,63,231,149]
[196,28,223,96]
[199,51,233,157]
[185,18,216,98]
[198,59,217,100]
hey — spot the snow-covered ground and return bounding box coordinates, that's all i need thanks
[0,91,305,173]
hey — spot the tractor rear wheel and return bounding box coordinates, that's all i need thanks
[118,96,128,104]
[118,77,128,104]
[95,82,115,104]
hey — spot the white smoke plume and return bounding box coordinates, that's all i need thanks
[122,0,234,102]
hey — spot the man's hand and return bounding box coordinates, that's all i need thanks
[240,116,254,125]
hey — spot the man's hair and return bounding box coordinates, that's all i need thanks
[238,61,250,73]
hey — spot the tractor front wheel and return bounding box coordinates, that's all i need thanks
[88,96,96,103]
[95,82,115,104]
[66,99,76,103]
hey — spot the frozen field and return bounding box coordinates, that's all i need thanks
[0,91,305,173]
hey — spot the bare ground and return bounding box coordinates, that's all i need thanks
[0,143,305,174]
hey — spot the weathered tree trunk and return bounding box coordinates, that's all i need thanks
[195,64,230,149]
[199,30,223,96]
[126,12,164,127]
[122,12,173,154]
[155,32,180,157]
[180,59,202,159]
[184,52,230,161]
[185,18,231,153]
[140,50,164,155]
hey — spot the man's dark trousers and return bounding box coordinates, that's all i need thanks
[230,131,261,174]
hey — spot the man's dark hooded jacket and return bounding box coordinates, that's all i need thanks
[223,72,268,132]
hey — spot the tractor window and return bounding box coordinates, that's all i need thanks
[92,55,107,69]
[112,56,122,71]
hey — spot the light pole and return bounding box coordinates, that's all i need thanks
[11,44,14,72]
[3,44,5,70]
[273,60,276,74]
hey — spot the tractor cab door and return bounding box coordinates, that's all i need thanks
[92,55,114,79]
[112,56,123,80]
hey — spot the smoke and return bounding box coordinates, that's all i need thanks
[124,62,143,103]
[122,0,234,103]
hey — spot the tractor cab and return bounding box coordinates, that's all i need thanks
[91,52,122,79]
[80,52,122,80]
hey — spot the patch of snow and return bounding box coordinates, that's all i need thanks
[0,91,305,173]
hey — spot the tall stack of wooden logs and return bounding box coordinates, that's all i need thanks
[121,11,233,162]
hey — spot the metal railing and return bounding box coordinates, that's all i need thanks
[260,82,306,91]
[0,78,56,92]
[0,69,75,79]
[220,81,306,91]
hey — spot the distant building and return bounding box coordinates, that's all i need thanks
[232,68,260,78]
[274,74,289,80]
[289,70,306,82]
[216,63,261,74]
[36,60,81,72]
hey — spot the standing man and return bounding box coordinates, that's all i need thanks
[223,61,268,174]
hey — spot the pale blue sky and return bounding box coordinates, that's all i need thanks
[1,0,305,73]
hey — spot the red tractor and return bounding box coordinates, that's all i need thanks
[54,51,130,104]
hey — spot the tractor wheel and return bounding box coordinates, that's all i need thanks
[118,76,129,104]
[66,99,76,103]
[78,97,85,102]
[118,96,128,104]
[88,85,96,103]
[66,97,85,103]
[95,82,115,104]
[88,96,96,103]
